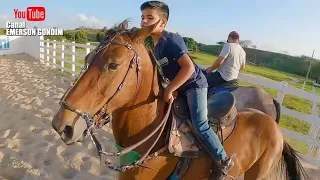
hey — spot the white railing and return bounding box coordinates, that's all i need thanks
[38,37,320,167]
[39,36,96,76]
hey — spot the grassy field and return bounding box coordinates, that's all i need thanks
[191,52,320,155]
[44,43,319,155]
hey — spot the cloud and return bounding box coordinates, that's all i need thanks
[0,14,12,28]
[0,13,44,28]
[0,14,9,22]
[69,13,107,29]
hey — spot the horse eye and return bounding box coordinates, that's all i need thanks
[108,63,120,71]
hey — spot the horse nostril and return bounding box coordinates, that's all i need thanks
[63,125,73,139]
[52,114,65,133]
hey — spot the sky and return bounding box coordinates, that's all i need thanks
[0,0,319,59]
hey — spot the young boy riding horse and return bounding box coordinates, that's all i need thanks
[140,1,234,179]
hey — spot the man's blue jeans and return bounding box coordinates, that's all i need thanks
[185,87,227,160]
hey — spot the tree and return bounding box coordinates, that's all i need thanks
[183,37,198,52]
[75,30,87,43]
[239,40,258,49]
[239,40,252,48]
[96,31,105,42]
[0,29,6,35]
[63,30,74,41]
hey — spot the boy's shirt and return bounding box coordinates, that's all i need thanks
[154,31,208,93]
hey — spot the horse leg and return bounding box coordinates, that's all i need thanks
[243,132,284,180]
[244,149,282,180]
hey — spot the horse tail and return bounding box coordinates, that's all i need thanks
[273,98,281,124]
[279,141,309,180]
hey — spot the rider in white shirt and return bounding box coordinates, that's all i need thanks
[205,31,246,90]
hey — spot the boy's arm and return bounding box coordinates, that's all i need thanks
[166,54,194,93]
[240,64,245,70]
[165,36,194,93]
[240,52,246,71]
[206,44,230,72]
[206,56,226,72]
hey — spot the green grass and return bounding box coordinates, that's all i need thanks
[191,52,218,65]
[283,94,312,114]
[284,136,309,155]
[191,52,318,155]
[317,86,320,95]
[279,115,311,135]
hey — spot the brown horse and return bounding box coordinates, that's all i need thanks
[207,84,281,124]
[51,20,308,180]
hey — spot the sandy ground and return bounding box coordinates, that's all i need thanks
[0,53,319,180]
[0,54,119,180]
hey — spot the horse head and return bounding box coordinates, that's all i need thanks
[52,19,160,145]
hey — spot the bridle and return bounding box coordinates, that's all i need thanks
[58,30,172,172]
[60,30,141,126]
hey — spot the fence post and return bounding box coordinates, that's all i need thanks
[86,43,90,55]
[276,81,288,105]
[308,86,320,158]
[53,40,56,68]
[46,39,50,66]
[72,41,76,76]
[61,40,65,72]
[39,36,44,63]
[85,43,90,66]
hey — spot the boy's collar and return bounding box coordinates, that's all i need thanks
[159,30,168,39]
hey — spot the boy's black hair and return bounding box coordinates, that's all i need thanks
[140,1,169,20]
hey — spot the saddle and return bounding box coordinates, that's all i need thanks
[167,91,238,158]
[166,91,238,179]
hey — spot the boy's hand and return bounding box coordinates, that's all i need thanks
[172,91,178,98]
[206,66,214,73]
[164,88,176,103]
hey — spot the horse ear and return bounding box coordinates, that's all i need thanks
[131,20,160,44]
[118,19,129,30]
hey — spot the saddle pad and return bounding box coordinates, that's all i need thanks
[168,112,201,158]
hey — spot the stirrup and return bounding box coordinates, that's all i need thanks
[209,154,236,180]
[221,154,236,170]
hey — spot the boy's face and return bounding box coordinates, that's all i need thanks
[141,8,167,33]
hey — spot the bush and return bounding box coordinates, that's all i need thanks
[96,31,105,42]
[75,30,87,44]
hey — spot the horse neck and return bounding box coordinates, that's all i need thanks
[111,46,167,153]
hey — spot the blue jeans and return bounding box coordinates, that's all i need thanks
[185,87,227,160]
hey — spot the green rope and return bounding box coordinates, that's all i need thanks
[114,143,142,165]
